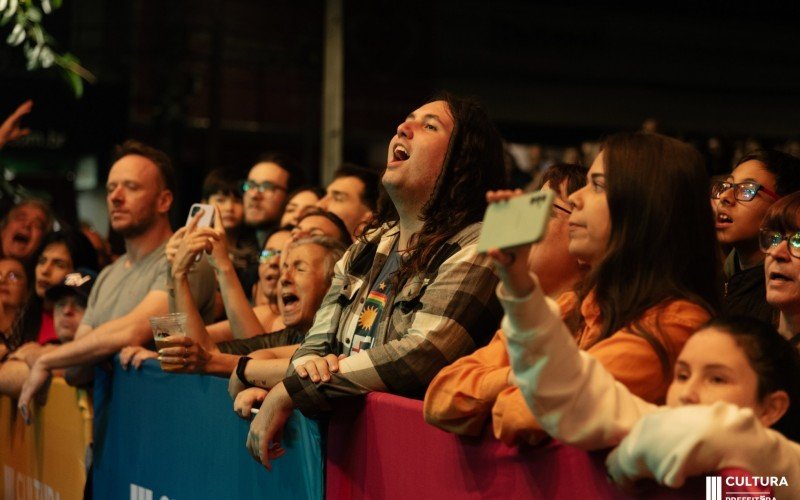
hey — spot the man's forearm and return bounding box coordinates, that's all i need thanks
[37,331,122,370]
[245,359,291,390]
[203,351,241,377]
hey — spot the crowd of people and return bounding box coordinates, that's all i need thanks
[0,92,799,497]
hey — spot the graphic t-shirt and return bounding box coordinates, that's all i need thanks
[348,248,402,355]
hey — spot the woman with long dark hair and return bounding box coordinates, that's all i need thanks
[491,132,721,404]
[9,229,98,353]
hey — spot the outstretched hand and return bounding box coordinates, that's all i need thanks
[0,100,32,149]
[485,190,536,298]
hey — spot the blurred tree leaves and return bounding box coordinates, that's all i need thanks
[1,0,95,97]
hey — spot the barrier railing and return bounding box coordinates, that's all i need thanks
[0,378,91,500]
[91,359,324,500]
[326,392,766,499]
[2,361,771,500]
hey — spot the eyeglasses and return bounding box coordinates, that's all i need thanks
[0,271,22,283]
[711,181,780,202]
[552,202,572,216]
[241,180,287,195]
[759,229,800,258]
[259,249,281,263]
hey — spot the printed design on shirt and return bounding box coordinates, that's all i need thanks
[351,282,389,353]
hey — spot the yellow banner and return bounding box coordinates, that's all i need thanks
[0,377,92,500]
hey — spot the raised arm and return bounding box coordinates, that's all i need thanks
[205,206,264,339]
[0,100,32,149]
[500,277,657,450]
[169,222,220,353]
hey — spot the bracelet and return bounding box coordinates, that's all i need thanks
[236,356,254,388]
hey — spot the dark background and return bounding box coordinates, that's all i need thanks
[1,1,799,228]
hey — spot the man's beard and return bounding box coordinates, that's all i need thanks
[112,213,157,239]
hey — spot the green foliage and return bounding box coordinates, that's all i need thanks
[1,0,95,98]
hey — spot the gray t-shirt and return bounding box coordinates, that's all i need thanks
[82,242,217,328]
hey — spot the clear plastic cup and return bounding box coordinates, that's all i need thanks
[149,312,187,368]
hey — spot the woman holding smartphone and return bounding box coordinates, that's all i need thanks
[489,132,721,408]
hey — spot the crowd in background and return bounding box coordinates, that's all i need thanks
[0,93,799,498]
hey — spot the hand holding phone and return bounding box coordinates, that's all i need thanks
[479,189,555,298]
[186,203,215,262]
[476,189,554,253]
[186,203,214,228]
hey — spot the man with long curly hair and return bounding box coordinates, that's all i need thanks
[238,92,507,469]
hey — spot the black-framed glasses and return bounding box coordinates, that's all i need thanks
[241,180,287,195]
[259,249,281,263]
[759,229,800,258]
[711,181,780,202]
[0,271,21,283]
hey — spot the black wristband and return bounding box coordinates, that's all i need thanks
[236,356,254,388]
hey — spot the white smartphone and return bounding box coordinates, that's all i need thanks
[186,203,214,228]
[476,190,555,253]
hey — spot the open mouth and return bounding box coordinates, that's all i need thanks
[281,292,299,309]
[716,213,733,224]
[392,144,410,162]
[11,232,30,245]
[769,272,792,282]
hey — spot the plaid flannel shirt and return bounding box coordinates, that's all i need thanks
[284,222,502,418]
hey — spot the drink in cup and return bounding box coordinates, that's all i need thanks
[149,313,187,368]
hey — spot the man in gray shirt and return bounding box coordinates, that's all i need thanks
[18,140,215,419]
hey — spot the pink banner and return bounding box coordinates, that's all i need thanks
[326,392,767,499]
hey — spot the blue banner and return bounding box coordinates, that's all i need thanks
[93,358,323,500]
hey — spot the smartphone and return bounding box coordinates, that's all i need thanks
[186,203,214,228]
[476,190,555,253]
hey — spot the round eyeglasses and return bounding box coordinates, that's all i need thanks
[759,229,800,258]
[711,181,779,202]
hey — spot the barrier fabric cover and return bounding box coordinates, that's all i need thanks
[326,392,766,499]
[0,378,91,500]
[92,359,323,500]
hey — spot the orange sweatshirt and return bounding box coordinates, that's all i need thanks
[423,290,710,445]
